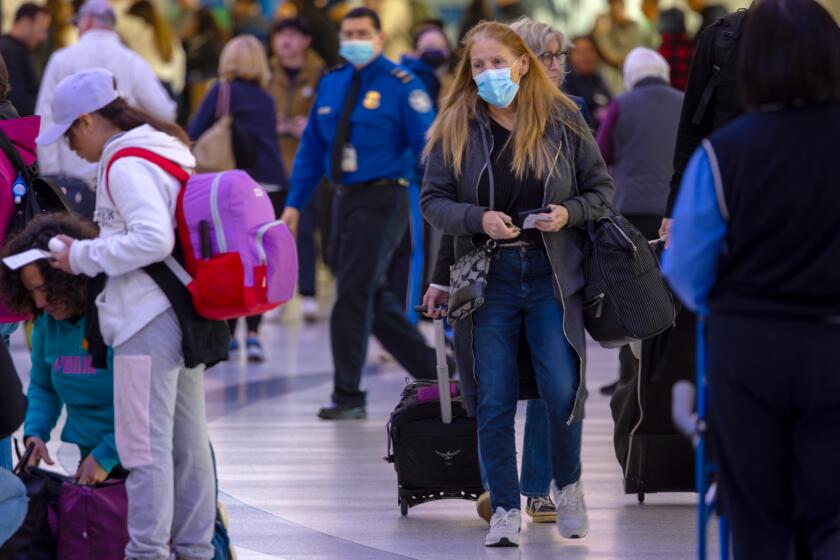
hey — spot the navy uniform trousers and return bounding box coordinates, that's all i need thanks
[330,181,436,407]
[708,314,840,560]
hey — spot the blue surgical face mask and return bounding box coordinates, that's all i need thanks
[474,67,520,108]
[340,40,376,67]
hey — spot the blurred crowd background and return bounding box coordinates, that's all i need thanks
[8,0,836,132]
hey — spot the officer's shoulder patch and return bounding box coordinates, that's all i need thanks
[390,68,414,85]
[323,63,349,76]
[408,89,433,114]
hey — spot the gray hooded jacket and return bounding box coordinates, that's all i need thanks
[420,105,614,421]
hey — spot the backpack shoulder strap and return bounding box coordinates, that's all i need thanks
[215,81,231,119]
[0,126,28,180]
[691,9,748,126]
[105,147,190,204]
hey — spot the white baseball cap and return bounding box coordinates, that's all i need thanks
[36,68,120,146]
[71,0,117,27]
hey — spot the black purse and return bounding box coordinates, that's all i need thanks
[447,125,497,321]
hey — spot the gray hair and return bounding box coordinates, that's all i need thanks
[623,47,670,90]
[509,17,567,85]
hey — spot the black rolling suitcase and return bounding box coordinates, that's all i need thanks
[610,306,696,503]
[385,317,483,515]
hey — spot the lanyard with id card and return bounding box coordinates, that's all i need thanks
[341,144,358,173]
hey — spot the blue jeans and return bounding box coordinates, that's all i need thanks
[0,322,17,471]
[479,399,553,497]
[0,468,27,546]
[473,248,582,512]
[521,399,553,496]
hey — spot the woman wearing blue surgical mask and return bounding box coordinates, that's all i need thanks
[400,25,452,109]
[421,21,614,548]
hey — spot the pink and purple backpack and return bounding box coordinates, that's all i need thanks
[106,148,297,320]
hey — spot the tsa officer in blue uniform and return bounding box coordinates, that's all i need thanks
[281,6,443,420]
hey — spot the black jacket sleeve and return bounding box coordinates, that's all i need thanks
[431,234,455,286]
[0,342,26,439]
[666,24,718,216]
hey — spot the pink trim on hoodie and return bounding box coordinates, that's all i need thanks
[0,115,40,323]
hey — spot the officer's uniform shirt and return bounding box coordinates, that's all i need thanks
[286,55,436,211]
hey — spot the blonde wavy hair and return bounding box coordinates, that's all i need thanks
[424,21,584,179]
[219,35,271,88]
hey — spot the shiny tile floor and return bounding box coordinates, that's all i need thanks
[9,303,716,559]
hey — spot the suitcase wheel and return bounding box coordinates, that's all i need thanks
[399,497,409,516]
[637,491,645,504]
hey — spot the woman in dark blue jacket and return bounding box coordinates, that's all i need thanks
[188,34,288,362]
[663,2,840,557]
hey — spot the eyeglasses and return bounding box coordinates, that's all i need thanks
[539,50,568,68]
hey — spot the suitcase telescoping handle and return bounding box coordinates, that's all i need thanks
[416,305,453,425]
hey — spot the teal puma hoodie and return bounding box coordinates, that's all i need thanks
[24,314,119,473]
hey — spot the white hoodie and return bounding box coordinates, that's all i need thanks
[69,125,196,348]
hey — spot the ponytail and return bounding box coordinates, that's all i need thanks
[94,98,190,146]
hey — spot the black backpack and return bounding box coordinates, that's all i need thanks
[0,127,72,239]
[691,9,749,126]
[0,443,63,560]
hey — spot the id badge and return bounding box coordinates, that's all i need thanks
[341,144,358,173]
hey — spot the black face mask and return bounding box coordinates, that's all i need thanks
[420,49,449,70]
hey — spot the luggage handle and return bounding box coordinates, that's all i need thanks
[434,317,452,425]
[416,305,452,424]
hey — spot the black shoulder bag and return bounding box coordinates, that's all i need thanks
[561,126,676,347]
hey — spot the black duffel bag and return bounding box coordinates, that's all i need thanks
[0,442,61,560]
[581,205,676,348]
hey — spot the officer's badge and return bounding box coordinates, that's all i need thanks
[317,106,332,115]
[363,91,381,110]
[409,89,433,114]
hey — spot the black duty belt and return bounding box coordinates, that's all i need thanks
[335,178,409,196]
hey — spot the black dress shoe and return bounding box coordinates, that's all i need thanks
[317,405,367,420]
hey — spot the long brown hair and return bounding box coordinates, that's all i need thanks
[425,21,584,179]
[95,97,190,146]
[128,0,174,63]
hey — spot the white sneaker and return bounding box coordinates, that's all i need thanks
[485,507,521,547]
[262,304,285,323]
[301,296,320,323]
[551,479,589,539]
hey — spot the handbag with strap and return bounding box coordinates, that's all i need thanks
[193,81,236,173]
[558,125,676,348]
[447,124,497,321]
[0,442,62,560]
[581,199,676,348]
[48,477,129,560]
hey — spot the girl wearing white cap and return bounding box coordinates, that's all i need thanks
[40,67,217,560]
